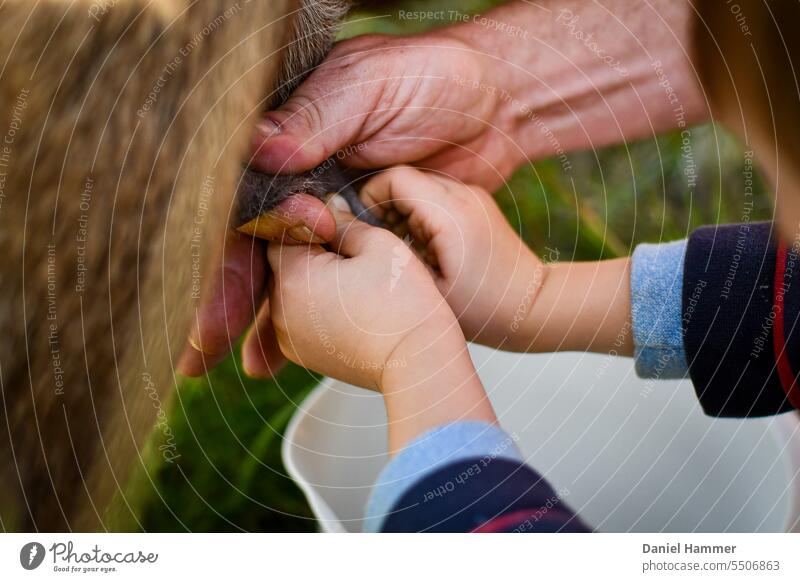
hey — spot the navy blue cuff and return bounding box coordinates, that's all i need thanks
[379,458,587,533]
[683,222,796,416]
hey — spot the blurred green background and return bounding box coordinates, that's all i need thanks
[127,0,773,531]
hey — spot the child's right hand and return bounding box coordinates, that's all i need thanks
[360,167,546,352]
[361,166,634,355]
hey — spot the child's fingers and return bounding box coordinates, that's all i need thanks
[327,197,392,258]
[329,214,398,258]
[359,166,449,218]
[326,193,356,221]
[425,173,465,192]
[176,231,267,377]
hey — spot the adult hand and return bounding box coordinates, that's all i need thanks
[180,28,517,378]
[177,193,335,377]
[250,32,519,192]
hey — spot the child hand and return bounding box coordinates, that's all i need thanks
[267,211,496,452]
[360,167,546,351]
[267,212,463,391]
[360,167,633,355]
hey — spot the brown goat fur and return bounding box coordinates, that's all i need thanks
[0,0,297,531]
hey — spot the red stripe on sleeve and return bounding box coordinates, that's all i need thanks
[773,241,800,409]
[471,508,571,533]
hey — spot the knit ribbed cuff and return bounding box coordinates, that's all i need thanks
[631,239,689,379]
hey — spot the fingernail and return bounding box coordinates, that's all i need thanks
[256,117,282,138]
[187,334,209,355]
[287,225,325,244]
[328,194,351,213]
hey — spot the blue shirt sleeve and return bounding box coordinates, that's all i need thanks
[363,422,522,532]
[631,239,689,379]
[364,421,588,532]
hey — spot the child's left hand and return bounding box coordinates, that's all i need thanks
[267,209,497,452]
[266,211,464,391]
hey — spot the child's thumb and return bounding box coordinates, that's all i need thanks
[267,239,326,278]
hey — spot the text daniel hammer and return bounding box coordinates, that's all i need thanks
[643,542,737,554]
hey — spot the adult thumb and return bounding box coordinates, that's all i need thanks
[249,91,364,174]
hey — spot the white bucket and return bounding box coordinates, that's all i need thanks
[283,346,800,532]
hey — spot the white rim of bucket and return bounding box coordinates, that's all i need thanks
[283,380,800,533]
[770,411,800,532]
[282,377,350,533]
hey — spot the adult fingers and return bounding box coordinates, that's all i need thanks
[177,231,267,376]
[241,299,288,378]
[237,192,336,243]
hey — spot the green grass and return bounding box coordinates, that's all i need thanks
[127,1,773,532]
[124,358,321,532]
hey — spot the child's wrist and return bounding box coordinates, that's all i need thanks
[379,320,496,454]
[516,258,634,355]
[502,256,553,352]
[379,317,466,396]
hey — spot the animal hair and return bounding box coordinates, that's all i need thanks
[236,0,383,227]
[0,0,376,532]
[0,0,294,531]
[238,164,382,228]
[271,0,352,108]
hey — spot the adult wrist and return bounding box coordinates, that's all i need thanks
[437,2,552,162]
[435,20,529,172]
[439,1,708,163]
